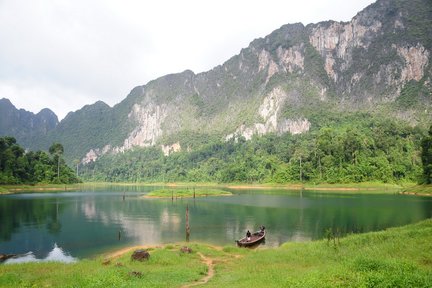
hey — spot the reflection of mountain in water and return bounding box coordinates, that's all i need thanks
[5,243,76,264]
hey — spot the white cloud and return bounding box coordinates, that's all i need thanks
[0,0,375,120]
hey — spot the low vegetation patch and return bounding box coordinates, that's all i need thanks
[145,188,232,198]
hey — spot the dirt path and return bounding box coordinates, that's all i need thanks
[181,252,214,288]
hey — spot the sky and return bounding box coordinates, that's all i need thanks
[0,0,376,120]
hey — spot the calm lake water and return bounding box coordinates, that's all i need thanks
[1,186,431,260]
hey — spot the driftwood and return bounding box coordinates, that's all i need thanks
[131,249,150,261]
[0,254,16,262]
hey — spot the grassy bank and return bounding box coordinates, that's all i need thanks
[145,188,232,198]
[0,183,84,194]
[1,219,431,287]
[401,184,432,196]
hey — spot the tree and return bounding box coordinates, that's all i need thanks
[421,125,432,184]
[49,143,64,181]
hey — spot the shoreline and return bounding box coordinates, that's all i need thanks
[103,242,226,260]
[2,182,430,196]
[399,191,432,197]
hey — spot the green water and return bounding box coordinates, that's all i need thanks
[0,186,431,260]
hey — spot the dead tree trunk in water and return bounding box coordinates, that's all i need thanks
[186,204,190,242]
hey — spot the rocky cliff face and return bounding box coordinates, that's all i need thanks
[9,0,431,163]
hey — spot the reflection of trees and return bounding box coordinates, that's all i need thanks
[0,197,64,241]
[46,200,62,234]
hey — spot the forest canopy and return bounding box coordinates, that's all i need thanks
[0,137,80,185]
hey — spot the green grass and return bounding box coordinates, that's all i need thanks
[146,188,232,198]
[1,220,431,287]
[0,183,83,194]
[0,244,207,288]
[204,219,432,287]
[401,184,432,195]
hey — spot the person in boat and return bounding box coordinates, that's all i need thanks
[259,225,265,235]
[246,230,251,241]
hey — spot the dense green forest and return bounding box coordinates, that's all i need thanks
[0,137,80,184]
[80,114,429,184]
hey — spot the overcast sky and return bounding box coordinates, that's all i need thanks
[0,0,375,120]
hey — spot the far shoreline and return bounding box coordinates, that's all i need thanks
[1,182,430,196]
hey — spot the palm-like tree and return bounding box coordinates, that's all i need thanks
[49,143,64,181]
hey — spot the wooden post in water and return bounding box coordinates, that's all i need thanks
[118,230,121,241]
[193,187,196,199]
[185,204,190,242]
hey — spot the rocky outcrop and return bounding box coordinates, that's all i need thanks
[309,18,382,82]
[122,103,167,150]
[226,87,311,140]
[397,44,429,83]
[161,142,181,156]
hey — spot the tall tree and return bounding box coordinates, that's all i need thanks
[421,125,432,184]
[49,143,64,181]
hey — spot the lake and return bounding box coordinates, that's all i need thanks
[1,186,431,261]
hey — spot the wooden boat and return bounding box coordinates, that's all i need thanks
[236,228,266,247]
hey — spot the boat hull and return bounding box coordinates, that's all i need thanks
[236,230,266,247]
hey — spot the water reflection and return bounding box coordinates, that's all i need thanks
[0,189,431,259]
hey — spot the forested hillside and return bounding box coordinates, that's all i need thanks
[80,114,425,184]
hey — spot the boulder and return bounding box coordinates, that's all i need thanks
[131,249,150,261]
[180,246,192,253]
[129,271,143,278]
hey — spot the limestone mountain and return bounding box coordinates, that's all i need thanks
[6,0,432,164]
[0,98,58,147]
